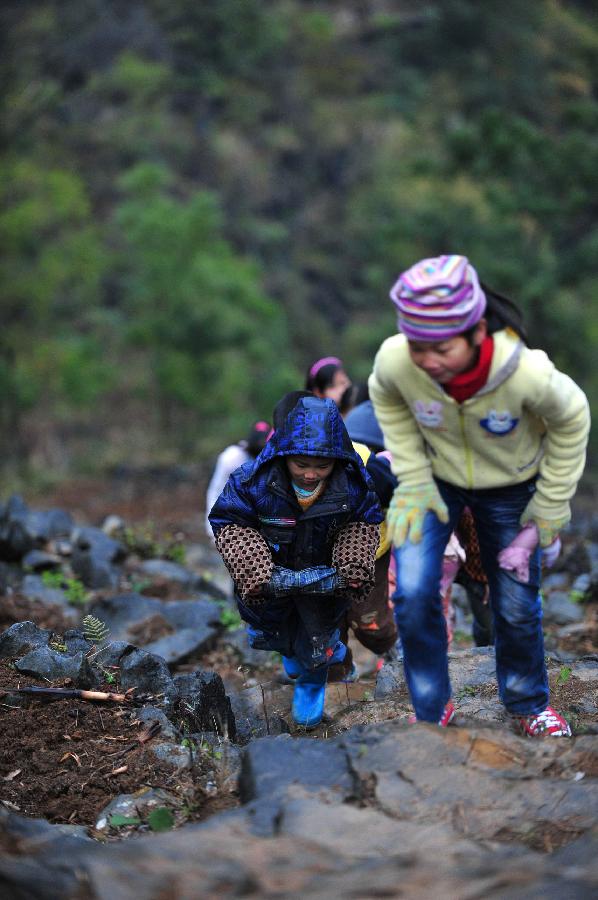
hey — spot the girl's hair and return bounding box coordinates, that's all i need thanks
[478,283,529,345]
[305,357,344,394]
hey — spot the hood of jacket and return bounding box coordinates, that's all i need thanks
[245,396,360,478]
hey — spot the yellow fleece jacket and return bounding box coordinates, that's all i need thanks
[369,329,590,532]
[352,441,391,557]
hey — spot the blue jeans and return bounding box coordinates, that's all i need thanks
[392,478,547,721]
[237,593,349,671]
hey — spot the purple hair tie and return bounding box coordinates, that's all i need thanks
[309,356,342,378]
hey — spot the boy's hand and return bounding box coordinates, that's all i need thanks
[348,579,363,589]
[388,482,449,546]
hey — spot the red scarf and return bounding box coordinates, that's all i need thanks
[445,336,494,403]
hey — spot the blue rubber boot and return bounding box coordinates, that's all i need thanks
[282,656,303,680]
[291,665,328,728]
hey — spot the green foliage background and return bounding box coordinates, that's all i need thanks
[1,0,596,476]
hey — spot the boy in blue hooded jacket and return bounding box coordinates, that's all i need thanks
[209,394,382,727]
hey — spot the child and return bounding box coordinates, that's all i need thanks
[205,420,270,541]
[369,254,590,735]
[305,357,352,408]
[209,393,382,727]
[331,395,399,680]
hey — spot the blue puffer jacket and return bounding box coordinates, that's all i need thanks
[209,396,382,570]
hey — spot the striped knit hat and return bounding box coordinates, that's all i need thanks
[390,255,486,341]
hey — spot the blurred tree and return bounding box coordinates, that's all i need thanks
[114,162,296,453]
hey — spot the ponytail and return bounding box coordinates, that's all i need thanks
[480,283,529,346]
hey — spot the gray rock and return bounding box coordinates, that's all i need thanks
[71,554,120,590]
[71,526,126,562]
[150,742,192,770]
[62,630,92,655]
[119,649,174,696]
[92,641,136,670]
[95,787,178,831]
[3,796,598,900]
[136,706,180,741]
[223,627,266,668]
[448,646,497,692]
[341,720,598,846]
[138,558,197,586]
[0,497,74,562]
[239,734,353,804]
[0,621,50,659]
[228,683,291,742]
[146,598,221,663]
[20,574,68,606]
[572,573,591,594]
[71,526,126,589]
[21,550,62,573]
[88,593,164,640]
[0,807,92,854]
[144,628,215,664]
[542,572,570,592]
[542,591,585,625]
[170,671,236,741]
[89,593,221,664]
[15,647,92,686]
[374,657,404,699]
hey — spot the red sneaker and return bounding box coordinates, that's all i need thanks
[516,706,572,737]
[409,701,455,727]
[438,700,455,727]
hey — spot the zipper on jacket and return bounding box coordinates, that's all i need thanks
[458,406,474,488]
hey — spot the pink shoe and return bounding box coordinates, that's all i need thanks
[409,701,455,727]
[516,706,571,737]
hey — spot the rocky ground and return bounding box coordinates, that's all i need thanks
[0,473,597,898]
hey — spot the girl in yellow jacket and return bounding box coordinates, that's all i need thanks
[369,254,590,736]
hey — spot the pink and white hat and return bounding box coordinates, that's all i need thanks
[390,255,486,341]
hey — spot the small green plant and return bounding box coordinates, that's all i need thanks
[41,570,66,589]
[49,640,67,653]
[569,589,585,604]
[557,665,572,686]
[165,542,186,565]
[452,629,472,644]
[82,614,110,645]
[121,522,186,563]
[129,577,152,594]
[109,814,142,828]
[41,570,89,606]
[456,685,477,699]
[219,606,242,631]
[148,807,175,832]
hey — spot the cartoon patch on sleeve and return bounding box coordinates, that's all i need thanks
[413,400,444,429]
[480,409,519,436]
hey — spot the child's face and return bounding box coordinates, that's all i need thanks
[407,321,487,383]
[315,369,351,406]
[286,455,335,489]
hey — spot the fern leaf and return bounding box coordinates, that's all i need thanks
[82,615,110,645]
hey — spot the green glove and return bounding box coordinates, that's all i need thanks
[521,514,568,549]
[387,482,449,546]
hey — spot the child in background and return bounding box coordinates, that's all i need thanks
[305,357,352,408]
[209,394,382,728]
[205,421,270,541]
[370,254,590,736]
[330,395,399,680]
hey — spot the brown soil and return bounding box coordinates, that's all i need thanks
[0,660,238,831]
[31,475,206,536]
[0,594,77,634]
